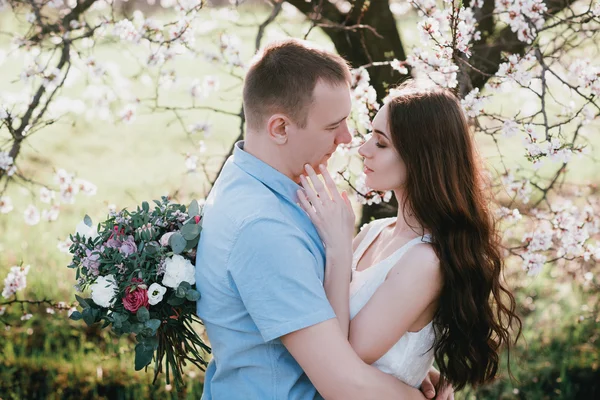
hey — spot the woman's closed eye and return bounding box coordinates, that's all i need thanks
[375,141,386,148]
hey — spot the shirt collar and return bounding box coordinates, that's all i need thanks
[232,140,300,204]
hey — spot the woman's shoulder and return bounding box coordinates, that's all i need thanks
[390,238,441,285]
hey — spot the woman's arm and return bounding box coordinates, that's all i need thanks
[349,244,442,364]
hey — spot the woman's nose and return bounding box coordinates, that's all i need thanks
[358,142,368,158]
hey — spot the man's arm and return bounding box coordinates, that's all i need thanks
[281,318,426,400]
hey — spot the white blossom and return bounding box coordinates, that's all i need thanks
[390,59,408,74]
[24,205,41,226]
[502,119,520,137]
[40,187,55,204]
[0,196,13,214]
[2,265,30,298]
[0,151,13,171]
[522,252,546,275]
[461,88,486,117]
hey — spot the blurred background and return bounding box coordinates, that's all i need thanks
[0,0,599,398]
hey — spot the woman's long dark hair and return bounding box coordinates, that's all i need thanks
[386,81,522,391]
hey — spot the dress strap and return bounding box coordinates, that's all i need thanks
[352,218,395,271]
[377,234,433,277]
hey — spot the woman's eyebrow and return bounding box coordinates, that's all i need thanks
[373,129,389,139]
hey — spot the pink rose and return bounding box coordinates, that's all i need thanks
[159,232,175,247]
[119,235,137,256]
[122,280,149,313]
[194,215,201,224]
[106,238,122,248]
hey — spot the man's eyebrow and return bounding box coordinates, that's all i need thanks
[326,115,348,127]
[373,129,389,139]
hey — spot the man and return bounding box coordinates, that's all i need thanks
[195,39,450,399]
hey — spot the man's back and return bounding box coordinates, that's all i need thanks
[195,142,335,400]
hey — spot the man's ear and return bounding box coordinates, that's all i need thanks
[266,114,289,144]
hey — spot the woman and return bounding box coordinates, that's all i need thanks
[297,81,521,392]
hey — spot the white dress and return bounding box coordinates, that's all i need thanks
[349,217,436,388]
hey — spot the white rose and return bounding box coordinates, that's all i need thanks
[148,282,167,305]
[75,220,98,240]
[162,254,196,288]
[90,275,118,308]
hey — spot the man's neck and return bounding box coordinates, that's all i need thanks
[243,138,298,183]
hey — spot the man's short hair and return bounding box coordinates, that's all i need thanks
[243,39,351,131]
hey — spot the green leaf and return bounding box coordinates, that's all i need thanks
[169,233,186,254]
[186,289,201,302]
[145,242,158,255]
[75,295,90,309]
[167,296,185,306]
[130,323,144,334]
[188,200,200,217]
[175,285,187,298]
[69,311,83,321]
[179,281,191,291]
[142,201,150,213]
[84,214,92,227]
[145,319,161,333]
[134,342,155,371]
[185,235,200,251]
[82,308,95,326]
[136,306,150,323]
[120,320,132,334]
[181,223,201,240]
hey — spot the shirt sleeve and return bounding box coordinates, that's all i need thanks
[227,217,336,342]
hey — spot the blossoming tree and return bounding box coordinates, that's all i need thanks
[0,0,599,391]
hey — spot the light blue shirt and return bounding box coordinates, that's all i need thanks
[195,141,335,400]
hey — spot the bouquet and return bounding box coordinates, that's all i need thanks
[67,196,210,387]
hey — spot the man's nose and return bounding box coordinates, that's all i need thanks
[336,123,353,145]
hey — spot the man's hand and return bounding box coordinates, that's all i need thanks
[420,367,454,400]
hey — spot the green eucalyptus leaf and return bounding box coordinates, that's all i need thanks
[175,285,187,298]
[75,295,90,309]
[69,311,83,321]
[142,201,150,212]
[185,235,200,251]
[181,223,201,240]
[134,343,155,371]
[130,323,144,334]
[169,233,186,254]
[145,319,161,333]
[167,296,185,306]
[188,200,200,217]
[84,214,92,227]
[82,308,95,326]
[136,306,150,323]
[186,289,201,302]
